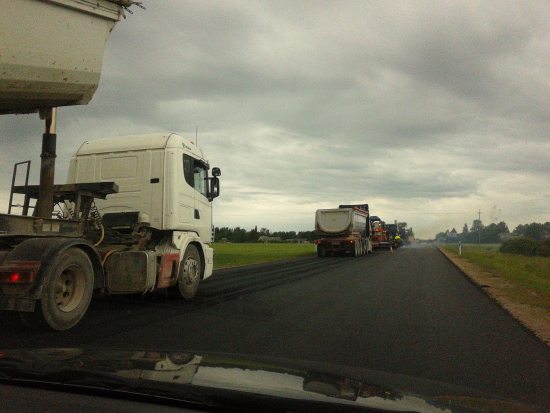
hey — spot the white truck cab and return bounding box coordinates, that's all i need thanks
[68,133,220,280]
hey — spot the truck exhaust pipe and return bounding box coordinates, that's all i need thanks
[34,108,57,218]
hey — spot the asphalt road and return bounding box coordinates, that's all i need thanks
[1,245,549,407]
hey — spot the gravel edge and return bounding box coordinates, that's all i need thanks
[438,246,550,347]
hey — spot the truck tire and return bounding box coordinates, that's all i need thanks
[168,244,202,300]
[351,241,358,257]
[20,248,94,331]
[317,245,326,257]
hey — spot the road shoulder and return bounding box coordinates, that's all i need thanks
[438,247,550,347]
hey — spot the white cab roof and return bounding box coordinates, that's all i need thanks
[75,133,207,162]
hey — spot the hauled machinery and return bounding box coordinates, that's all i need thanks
[369,216,391,250]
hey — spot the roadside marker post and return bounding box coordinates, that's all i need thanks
[459,241,462,256]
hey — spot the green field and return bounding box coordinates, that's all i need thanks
[212,242,316,269]
[443,244,550,309]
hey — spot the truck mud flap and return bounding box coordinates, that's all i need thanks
[0,296,35,312]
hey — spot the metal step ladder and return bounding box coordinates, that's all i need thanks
[8,160,32,216]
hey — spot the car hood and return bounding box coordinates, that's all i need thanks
[0,348,537,413]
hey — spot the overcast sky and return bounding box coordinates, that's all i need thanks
[1,0,549,238]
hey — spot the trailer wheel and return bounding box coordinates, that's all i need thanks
[317,245,326,257]
[20,248,94,331]
[168,244,202,300]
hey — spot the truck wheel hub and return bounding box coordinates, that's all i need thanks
[54,267,85,312]
[183,258,199,285]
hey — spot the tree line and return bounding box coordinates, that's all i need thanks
[214,227,316,243]
[435,221,550,243]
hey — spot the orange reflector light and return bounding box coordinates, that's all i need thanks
[0,271,32,283]
[0,272,32,283]
[0,262,39,284]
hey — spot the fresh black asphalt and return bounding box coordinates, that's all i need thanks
[1,245,549,407]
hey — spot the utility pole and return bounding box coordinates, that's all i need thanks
[477,209,482,244]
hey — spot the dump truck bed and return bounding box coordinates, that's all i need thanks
[315,208,368,236]
[0,0,132,114]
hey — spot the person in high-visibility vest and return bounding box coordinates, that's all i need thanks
[393,234,402,249]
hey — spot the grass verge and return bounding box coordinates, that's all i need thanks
[442,244,550,312]
[212,242,316,270]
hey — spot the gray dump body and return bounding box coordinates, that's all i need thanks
[315,208,368,236]
[0,0,132,114]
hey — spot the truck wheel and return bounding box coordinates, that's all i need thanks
[317,245,326,257]
[20,248,94,331]
[351,241,357,257]
[168,244,202,300]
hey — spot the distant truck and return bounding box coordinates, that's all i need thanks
[315,204,372,257]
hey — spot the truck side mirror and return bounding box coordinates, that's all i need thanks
[212,167,221,177]
[208,177,220,201]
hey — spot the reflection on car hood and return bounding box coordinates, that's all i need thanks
[0,348,537,413]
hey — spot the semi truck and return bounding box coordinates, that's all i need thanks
[0,0,221,331]
[314,204,372,257]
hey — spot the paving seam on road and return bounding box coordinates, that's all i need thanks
[0,254,385,348]
[437,247,550,348]
[76,255,362,341]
